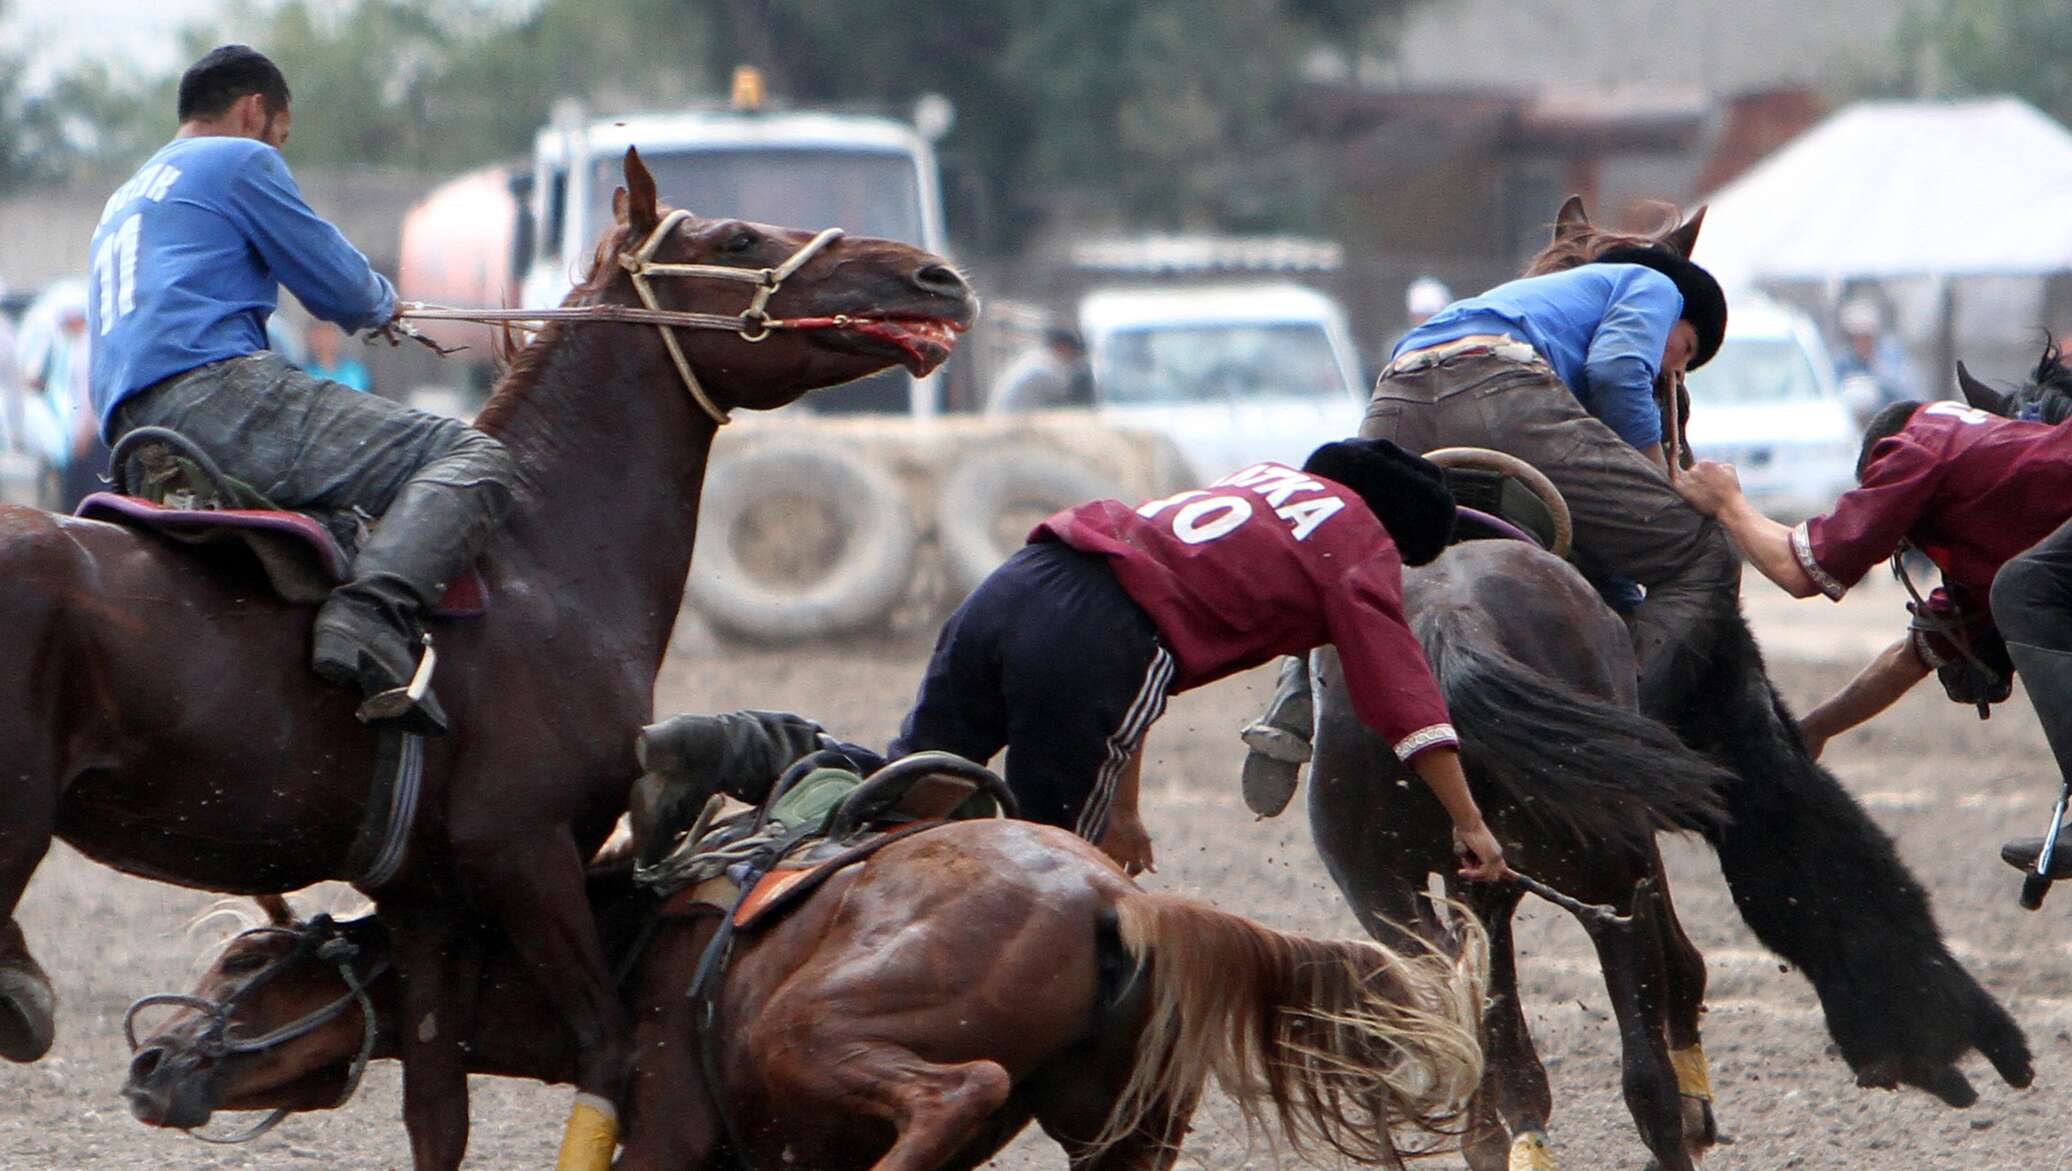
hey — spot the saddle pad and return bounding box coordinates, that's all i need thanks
[77,492,488,617]
[655,820,953,933]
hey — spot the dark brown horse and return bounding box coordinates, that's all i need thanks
[1306,202,2033,1168]
[0,148,975,1169]
[126,821,1489,1171]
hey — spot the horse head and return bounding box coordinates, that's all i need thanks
[1956,338,2072,424]
[1528,195,1707,276]
[568,146,978,416]
[122,898,388,1131]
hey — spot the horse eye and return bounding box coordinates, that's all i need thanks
[723,229,759,254]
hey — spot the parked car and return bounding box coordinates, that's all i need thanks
[1077,283,1367,481]
[1683,294,1859,520]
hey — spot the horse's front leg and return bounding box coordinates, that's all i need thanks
[456,819,630,1171]
[381,904,474,1171]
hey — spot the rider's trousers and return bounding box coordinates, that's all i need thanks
[1992,516,2072,786]
[112,351,515,548]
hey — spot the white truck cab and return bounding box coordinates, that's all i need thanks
[1076,283,1368,481]
[523,97,949,415]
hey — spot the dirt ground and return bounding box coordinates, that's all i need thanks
[7,572,2072,1171]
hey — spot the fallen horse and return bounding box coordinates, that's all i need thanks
[126,753,1491,1171]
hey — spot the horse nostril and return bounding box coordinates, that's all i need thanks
[128,1045,166,1084]
[913,264,967,297]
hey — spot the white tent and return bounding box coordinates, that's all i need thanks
[1698,98,2072,286]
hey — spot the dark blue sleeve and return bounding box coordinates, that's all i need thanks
[1580,269,1679,449]
[228,147,396,332]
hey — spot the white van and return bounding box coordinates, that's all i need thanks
[1684,294,1859,520]
[1076,283,1368,481]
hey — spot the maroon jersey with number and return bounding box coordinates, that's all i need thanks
[1032,461,1458,762]
[1793,402,2072,614]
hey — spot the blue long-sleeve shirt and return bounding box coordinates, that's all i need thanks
[1392,264,1683,449]
[85,136,396,439]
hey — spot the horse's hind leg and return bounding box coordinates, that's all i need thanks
[782,1042,1013,1171]
[1454,881,1551,1171]
[1645,854,1717,1158]
[1584,890,1691,1171]
[0,746,58,1062]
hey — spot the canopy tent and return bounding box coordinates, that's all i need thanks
[1697,98,2072,286]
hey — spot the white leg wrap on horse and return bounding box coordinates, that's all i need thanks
[1508,1130,1556,1171]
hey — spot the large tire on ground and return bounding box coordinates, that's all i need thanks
[937,447,1124,595]
[689,443,919,643]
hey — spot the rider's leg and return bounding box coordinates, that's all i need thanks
[1239,654,1313,817]
[112,353,516,729]
[1989,519,2072,876]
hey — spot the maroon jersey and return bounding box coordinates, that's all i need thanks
[1033,461,1458,762]
[1793,402,2072,615]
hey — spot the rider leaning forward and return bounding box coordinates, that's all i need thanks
[1677,398,2072,875]
[87,46,516,733]
[1242,239,1731,792]
[886,438,1513,882]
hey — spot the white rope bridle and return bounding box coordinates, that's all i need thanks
[395,210,846,428]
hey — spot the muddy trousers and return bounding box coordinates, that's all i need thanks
[1991,517,2072,796]
[115,352,517,723]
[1246,352,1740,752]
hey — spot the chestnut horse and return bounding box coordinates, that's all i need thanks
[0,148,975,1169]
[126,822,1489,1171]
[1304,202,2032,1169]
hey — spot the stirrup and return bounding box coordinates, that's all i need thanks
[356,633,442,728]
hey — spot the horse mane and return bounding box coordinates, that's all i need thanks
[476,214,653,433]
[2031,334,2072,400]
[1522,202,1689,277]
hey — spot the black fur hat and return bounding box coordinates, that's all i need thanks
[1303,438,1455,566]
[1594,245,1728,369]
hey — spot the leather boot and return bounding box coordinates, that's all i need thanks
[1239,655,1314,817]
[312,476,508,735]
[1998,641,2072,880]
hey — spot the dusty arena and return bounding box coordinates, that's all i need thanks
[4,575,2067,1171]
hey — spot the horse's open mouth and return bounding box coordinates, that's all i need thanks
[821,316,967,376]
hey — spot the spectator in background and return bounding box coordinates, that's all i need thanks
[17,278,108,509]
[1405,276,1451,327]
[304,320,371,392]
[989,326,1091,413]
[1835,297,1919,425]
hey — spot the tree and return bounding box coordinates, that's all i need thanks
[1896,0,2072,126]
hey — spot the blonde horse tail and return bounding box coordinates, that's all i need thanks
[1095,893,1487,1167]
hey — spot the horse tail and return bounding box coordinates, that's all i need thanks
[1092,891,1487,1165]
[1670,619,2035,1101]
[1421,612,1732,852]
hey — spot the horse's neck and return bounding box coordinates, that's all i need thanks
[477,327,716,661]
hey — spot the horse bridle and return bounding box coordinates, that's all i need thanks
[122,915,390,1145]
[395,211,847,429]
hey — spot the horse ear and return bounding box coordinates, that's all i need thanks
[1956,361,2012,417]
[1553,195,1590,242]
[621,146,659,234]
[255,894,295,926]
[1663,205,1706,258]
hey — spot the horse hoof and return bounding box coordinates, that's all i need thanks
[1681,1095,1718,1150]
[0,964,56,1062]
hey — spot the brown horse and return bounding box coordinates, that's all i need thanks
[126,821,1489,1171]
[1304,201,2031,1168]
[0,148,975,1169]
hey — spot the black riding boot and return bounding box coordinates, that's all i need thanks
[1239,654,1314,817]
[311,474,510,735]
[1998,641,2072,880]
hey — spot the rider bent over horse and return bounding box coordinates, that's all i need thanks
[87,45,515,734]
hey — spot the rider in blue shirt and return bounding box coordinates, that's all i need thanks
[86,46,516,734]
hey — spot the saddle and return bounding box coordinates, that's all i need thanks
[639,750,1017,934]
[75,428,486,617]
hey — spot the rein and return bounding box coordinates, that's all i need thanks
[123,916,389,1145]
[394,210,846,429]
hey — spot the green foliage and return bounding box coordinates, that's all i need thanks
[5,0,1418,239]
[1896,0,2072,124]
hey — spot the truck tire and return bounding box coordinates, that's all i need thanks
[689,443,918,643]
[938,448,1123,594]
